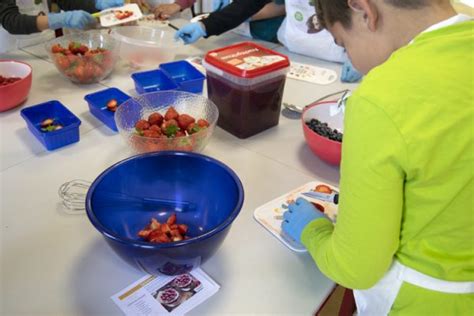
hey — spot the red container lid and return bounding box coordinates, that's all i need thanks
[204,42,290,79]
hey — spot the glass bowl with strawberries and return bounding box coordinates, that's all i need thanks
[115,91,219,154]
[45,31,119,84]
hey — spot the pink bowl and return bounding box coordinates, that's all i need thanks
[301,101,343,166]
[0,60,32,112]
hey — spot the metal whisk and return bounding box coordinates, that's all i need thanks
[58,179,91,212]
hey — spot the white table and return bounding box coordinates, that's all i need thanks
[1,29,356,315]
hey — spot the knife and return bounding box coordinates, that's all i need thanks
[302,191,339,204]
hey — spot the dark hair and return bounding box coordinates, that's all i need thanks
[315,0,430,29]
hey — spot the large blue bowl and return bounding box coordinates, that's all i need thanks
[86,151,244,275]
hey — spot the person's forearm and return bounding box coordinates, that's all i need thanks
[202,0,271,36]
[0,0,40,34]
[174,0,196,10]
[36,15,49,32]
[55,0,98,13]
[250,2,285,21]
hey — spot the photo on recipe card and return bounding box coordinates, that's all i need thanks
[153,273,203,312]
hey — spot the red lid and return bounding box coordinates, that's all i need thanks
[204,42,290,78]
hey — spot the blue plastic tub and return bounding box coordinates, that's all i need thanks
[131,69,179,94]
[84,88,131,132]
[20,100,81,150]
[160,60,205,94]
[85,151,244,275]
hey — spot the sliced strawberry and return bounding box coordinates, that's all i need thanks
[167,214,177,225]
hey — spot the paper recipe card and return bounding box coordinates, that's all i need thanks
[254,181,339,253]
[111,268,219,316]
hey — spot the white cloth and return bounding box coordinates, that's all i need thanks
[354,260,474,316]
[277,0,345,63]
[0,0,54,53]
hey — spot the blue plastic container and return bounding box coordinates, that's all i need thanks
[131,69,179,94]
[84,88,131,132]
[85,151,244,275]
[160,60,205,94]
[20,100,81,150]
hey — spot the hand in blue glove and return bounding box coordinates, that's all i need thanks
[212,0,230,11]
[341,58,362,83]
[281,197,327,244]
[48,11,96,30]
[95,0,124,10]
[174,22,206,45]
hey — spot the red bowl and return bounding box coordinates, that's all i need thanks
[0,60,32,112]
[301,100,343,166]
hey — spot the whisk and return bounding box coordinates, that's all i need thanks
[58,179,196,213]
[58,179,91,212]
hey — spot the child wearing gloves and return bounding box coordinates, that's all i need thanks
[282,0,473,314]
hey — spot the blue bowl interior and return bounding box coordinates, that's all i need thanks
[131,69,178,93]
[20,100,81,133]
[87,152,243,245]
[85,88,131,112]
[160,61,205,83]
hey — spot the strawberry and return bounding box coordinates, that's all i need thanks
[148,112,163,126]
[142,130,161,138]
[161,119,180,137]
[161,223,171,235]
[178,224,188,235]
[135,119,150,131]
[51,43,64,54]
[177,114,196,130]
[106,99,118,112]
[149,124,162,134]
[197,119,210,128]
[164,106,179,121]
[175,130,186,137]
[68,41,82,55]
[186,123,202,135]
[167,214,177,225]
[150,218,161,230]
[138,229,152,239]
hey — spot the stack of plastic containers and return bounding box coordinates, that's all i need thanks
[131,60,205,95]
[202,42,290,139]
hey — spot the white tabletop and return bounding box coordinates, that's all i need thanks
[1,28,357,315]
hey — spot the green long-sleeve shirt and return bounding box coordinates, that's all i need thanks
[302,20,473,314]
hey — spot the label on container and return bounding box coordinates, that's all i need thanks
[205,42,289,78]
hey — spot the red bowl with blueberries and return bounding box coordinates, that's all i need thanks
[302,101,344,166]
[115,91,219,154]
[45,31,118,84]
[0,60,33,112]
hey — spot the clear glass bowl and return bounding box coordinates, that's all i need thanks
[111,26,180,68]
[45,31,119,84]
[115,91,219,154]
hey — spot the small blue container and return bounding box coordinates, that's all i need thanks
[84,88,131,132]
[85,151,244,275]
[160,60,205,94]
[131,69,179,94]
[20,100,81,151]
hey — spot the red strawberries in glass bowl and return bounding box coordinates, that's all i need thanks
[115,91,219,154]
[45,31,118,84]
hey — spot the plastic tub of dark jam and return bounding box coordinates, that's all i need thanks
[203,42,289,139]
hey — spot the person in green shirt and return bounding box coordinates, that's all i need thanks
[282,0,473,315]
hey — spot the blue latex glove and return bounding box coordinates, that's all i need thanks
[212,0,230,11]
[48,11,96,30]
[174,23,206,45]
[95,0,124,10]
[281,197,327,244]
[341,58,362,83]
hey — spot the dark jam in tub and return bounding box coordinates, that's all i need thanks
[203,42,290,139]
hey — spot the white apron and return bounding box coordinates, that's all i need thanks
[0,0,54,53]
[354,260,474,315]
[277,0,345,63]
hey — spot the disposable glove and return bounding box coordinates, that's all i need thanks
[48,11,96,30]
[174,22,206,45]
[95,0,124,10]
[281,197,326,243]
[341,58,362,83]
[212,0,230,11]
